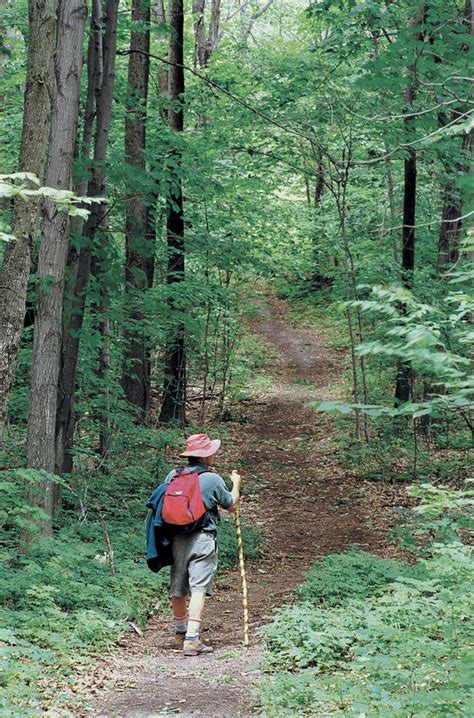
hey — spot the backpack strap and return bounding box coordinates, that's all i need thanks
[194,465,211,476]
[174,464,209,476]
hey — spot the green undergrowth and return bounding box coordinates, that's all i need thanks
[256,482,473,717]
[217,516,262,568]
[0,448,261,716]
[0,512,169,716]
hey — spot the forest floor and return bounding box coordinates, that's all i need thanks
[73,296,412,718]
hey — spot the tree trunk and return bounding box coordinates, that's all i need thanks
[191,0,222,68]
[192,0,206,68]
[159,0,186,424]
[56,5,103,474]
[400,149,416,280]
[311,145,325,286]
[437,175,469,271]
[90,238,111,466]
[394,122,416,404]
[0,0,59,440]
[55,0,119,471]
[394,6,423,406]
[26,0,88,533]
[55,0,102,476]
[385,155,399,265]
[207,0,221,57]
[437,0,473,273]
[81,0,119,467]
[314,150,324,208]
[122,0,152,415]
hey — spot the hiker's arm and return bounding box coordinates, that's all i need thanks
[227,470,242,513]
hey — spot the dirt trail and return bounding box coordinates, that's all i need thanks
[78,297,409,718]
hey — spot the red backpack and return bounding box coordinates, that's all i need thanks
[161,467,210,533]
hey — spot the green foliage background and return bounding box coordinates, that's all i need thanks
[0,0,472,715]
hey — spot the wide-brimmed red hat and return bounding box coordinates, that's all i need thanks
[180,433,221,458]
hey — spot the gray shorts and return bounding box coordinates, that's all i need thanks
[170,532,218,597]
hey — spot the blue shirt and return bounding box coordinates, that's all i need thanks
[164,462,233,532]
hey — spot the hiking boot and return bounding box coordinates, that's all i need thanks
[175,631,186,646]
[183,637,214,657]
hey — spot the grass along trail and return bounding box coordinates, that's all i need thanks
[76,296,410,718]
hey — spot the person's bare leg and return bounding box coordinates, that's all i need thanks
[172,596,187,635]
[172,595,187,618]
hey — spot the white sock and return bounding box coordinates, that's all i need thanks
[185,618,201,639]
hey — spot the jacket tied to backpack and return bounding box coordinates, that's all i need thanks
[145,482,173,573]
[145,466,215,573]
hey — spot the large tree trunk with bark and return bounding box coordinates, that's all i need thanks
[159,0,186,424]
[0,0,59,440]
[25,0,88,533]
[122,0,152,415]
[55,0,119,472]
[55,1,102,476]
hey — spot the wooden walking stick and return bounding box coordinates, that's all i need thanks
[232,470,249,647]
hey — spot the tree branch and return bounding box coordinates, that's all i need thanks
[251,0,274,21]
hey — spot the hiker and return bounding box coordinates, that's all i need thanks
[165,433,241,657]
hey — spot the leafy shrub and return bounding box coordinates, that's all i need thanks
[256,484,473,717]
[298,550,421,607]
[262,602,359,672]
[0,515,171,711]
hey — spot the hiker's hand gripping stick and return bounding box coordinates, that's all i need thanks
[231,470,249,647]
[230,470,241,508]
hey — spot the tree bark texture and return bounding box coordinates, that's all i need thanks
[55,0,102,477]
[159,0,186,424]
[208,0,221,54]
[55,0,119,472]
[25,0,88,531]
[0,0,59,440]
[192,0,206,67]
[192,0,221,67]
[123,0,152,414]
